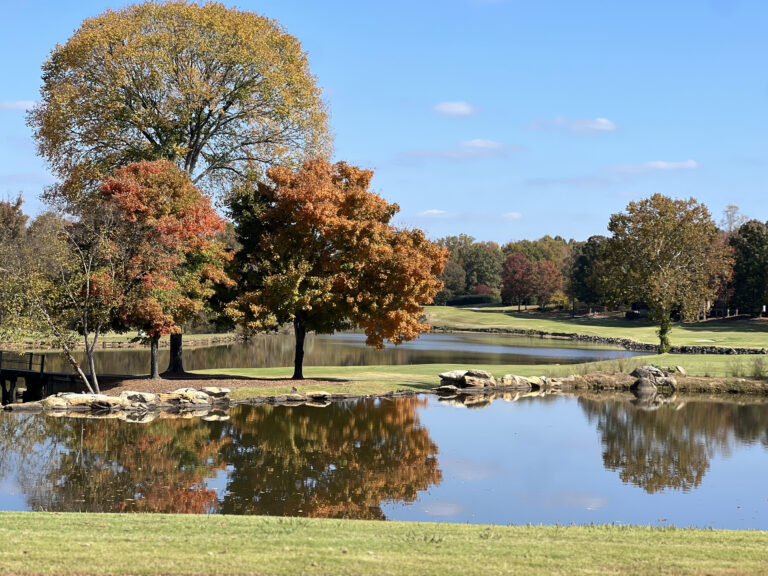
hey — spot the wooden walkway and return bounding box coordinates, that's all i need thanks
[0,351,82,405]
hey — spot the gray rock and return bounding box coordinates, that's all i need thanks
[119,391,158,404]
[630,365,666,381]
[630,376,657,393]
[438,370,468,383]
[465,369,494,380]
[463,375,494,388]
[674,365,688,376]
[201,387,231,399]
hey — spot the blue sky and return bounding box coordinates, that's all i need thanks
[2,0,767,243]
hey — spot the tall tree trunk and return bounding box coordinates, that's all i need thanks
[292,316,306,380]
[150,334,160,379]
[85,332,100,394]
[657,311,672,354]
[166,332,184,374]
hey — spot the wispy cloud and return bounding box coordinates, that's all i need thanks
[525,175,618,188]
[608,159,699,174]
[0,100,36,111]
[527,116,618,134]
[433,101,478,117]
[417,209,457,218]
[527,159,699,189]
[405,139,512,162]
[501,211,522,221]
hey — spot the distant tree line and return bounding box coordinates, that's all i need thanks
[435,199,768,352]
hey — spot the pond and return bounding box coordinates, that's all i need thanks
[39,332,647,375]
[1,393,766,528]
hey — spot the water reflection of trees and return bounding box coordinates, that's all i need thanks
[0,397,441,518]
[16,417,229,513]
[579,397,768,493]
[218,398,441,519]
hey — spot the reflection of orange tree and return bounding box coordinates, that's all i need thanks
[219,398,441,519]
[21,418,230,513]
[579,398,768,494]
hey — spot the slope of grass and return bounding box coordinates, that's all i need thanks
[1,512,766,576]
[425,306,768,349]
[195,353,768,399]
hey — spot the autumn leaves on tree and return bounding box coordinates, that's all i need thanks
[228,160,447,379]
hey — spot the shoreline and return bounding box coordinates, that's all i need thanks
[431,326,768,355]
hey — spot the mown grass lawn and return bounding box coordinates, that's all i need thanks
[0,512,766,576]
[425,306,768,349]
[195,352,768,399]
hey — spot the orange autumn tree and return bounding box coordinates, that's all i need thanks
[100,160,231,378]
[228,159,447,379]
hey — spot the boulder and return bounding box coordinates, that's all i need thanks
[435,384,459,394]
[171,388,211,404]
[438,370,468,383]
[500,374,532,390]
[463,375,492,388]
[41,396,71,410]
[119,391,158,404]
[630,365,666,381]
[674,365,688,376]
[201,387,231,399]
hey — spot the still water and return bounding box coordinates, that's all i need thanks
[1,393,766,528]
[40,332,647,375]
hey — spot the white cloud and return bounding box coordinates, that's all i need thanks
[433,101,478,117]
[461,138,504,149]
[609,159,699,174]
[527,116,618,134]
[417,209,452,217]
[501,211,522,221]
[0,100,36,111]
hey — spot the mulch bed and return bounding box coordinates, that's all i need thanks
[97,373,349,397]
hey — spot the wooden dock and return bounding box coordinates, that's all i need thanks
[0,351,83,405]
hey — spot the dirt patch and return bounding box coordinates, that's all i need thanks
[97,373,350,397]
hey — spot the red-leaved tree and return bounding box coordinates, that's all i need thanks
[501,253,534,310]
[100,160,231,378]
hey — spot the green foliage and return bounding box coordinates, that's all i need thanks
[569,235,607,305]
[602,194,732,352]
[27,0,330,202]
[729,220,768,316]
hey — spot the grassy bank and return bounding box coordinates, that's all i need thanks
[425,306,768,349]
[195,353,768,399]
[1,512,766,575]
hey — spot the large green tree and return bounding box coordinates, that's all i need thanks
[228,159,447,379]
[729,220,768,316]
[28,0,330,372]
[569,235,607,306]
[602,194,732,352]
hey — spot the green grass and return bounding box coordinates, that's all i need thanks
[195,353,768,399]
[0,512,766,575]
[426,306,768,349]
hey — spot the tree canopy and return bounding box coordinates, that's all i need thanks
[602,194,732,352]
[28,0,331,373]
[28,0,330,202]
[228,159,447,378]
